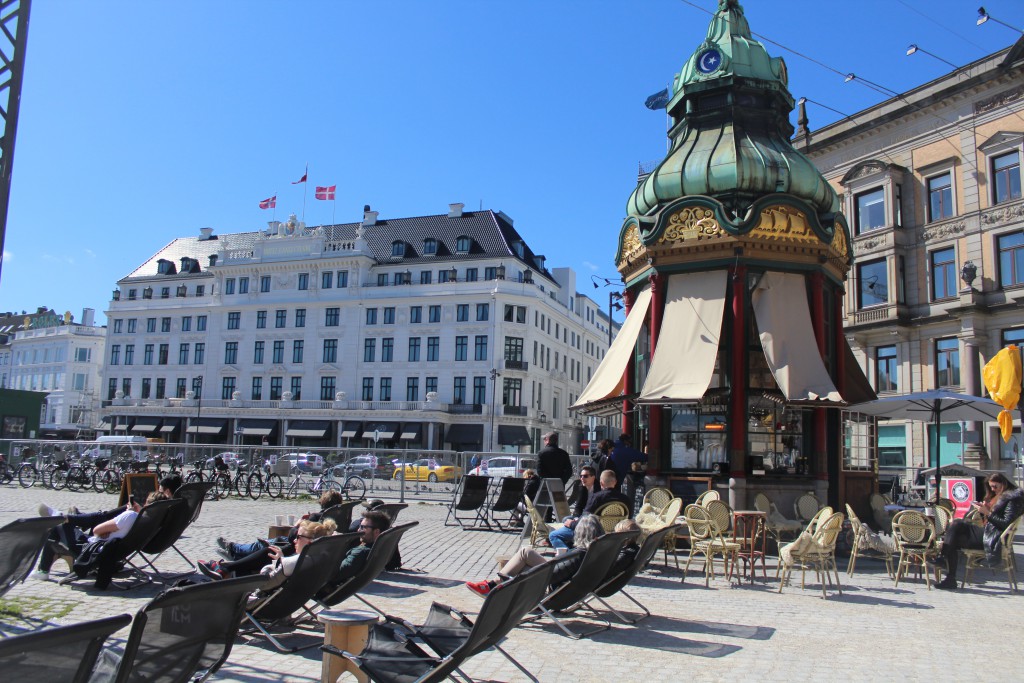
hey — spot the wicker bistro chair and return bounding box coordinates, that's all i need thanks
[891,510,938,589]
[523,496,558,547]
[705,499,733,535]
[960,515,1021,591]
[845,504,894,578]
[682,505,740,586]
[641,488,673,515]
[934,498,956,516]
[695,490,720,506]
[754,493,802,548]
[931,505,953,540]
[869,493,892,533]
[637,497,684,569]
[794,492,824,523]
[805,506,834,535]
[594,501,630,533]
[777,511,846,599]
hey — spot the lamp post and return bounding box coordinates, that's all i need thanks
[194,375,203,419]
[489,368,501,452]
[591,275,624,348]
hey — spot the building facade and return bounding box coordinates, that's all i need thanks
[102,204,618,453]
[4,308,106,437]
[798,37,1024,484]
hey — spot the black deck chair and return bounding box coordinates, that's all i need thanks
[242,533,356,652]
[443,475,492,529]
[102,574,267,683]
[376,503,408,523]
[132,498,194,580]
[174,481,215,524]
[0,613,132,683]
[526,529,639,639]
[315,521,419,615]
[586,524,682,625]
[488,477,528,531]
[320,499,363,531]
[59,499,176,590]
[0,516,63,598]
[325,561,555,683]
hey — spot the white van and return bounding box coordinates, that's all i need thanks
[87,435,151,460]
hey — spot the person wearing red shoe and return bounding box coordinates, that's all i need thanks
[466,515,604,596]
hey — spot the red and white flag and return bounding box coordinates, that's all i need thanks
[258,195,277,209]
[315,185,336,201]
[292,166,307,184]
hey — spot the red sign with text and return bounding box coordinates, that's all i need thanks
[945,477,975,519]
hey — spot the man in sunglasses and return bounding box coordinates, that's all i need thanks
[317,510,392,598]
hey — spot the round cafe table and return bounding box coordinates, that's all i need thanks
[317,609,378,683]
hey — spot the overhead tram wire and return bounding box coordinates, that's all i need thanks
[895,0,990,54]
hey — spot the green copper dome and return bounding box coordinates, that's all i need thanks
[627,0,839,219]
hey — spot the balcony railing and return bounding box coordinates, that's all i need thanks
[448,403,483,415]
[503,359,529,371]
[502,405,528,416]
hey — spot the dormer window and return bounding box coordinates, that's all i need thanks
[156,259,177,275]
[391,240,406,257]
[423,238,438,255]
[455,236,471,253]
[513,240,525,258]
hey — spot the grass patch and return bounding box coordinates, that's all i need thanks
[0,596,77,622]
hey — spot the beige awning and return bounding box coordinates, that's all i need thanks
[571,285,653,414]
[751,271,842,403]
[637,271,728,403]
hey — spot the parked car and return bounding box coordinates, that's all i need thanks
[277,452,324,474]
[393,458,461,483]
[332,454,384,478]
[468,456,537,479]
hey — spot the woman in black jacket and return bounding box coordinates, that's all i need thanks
[936,472,1024,590]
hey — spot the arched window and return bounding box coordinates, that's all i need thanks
[423,238,438,255]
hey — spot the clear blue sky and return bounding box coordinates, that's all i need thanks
[3,0,1022,325]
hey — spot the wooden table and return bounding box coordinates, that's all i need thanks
[731,510,768,583]
[317,608,378,683]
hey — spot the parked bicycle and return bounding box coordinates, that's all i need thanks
[245,463,284,500]
[282,466,365,500]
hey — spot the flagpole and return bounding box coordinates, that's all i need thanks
[302,163,308,222]
[332,196,336,226]
[273,191,277,222]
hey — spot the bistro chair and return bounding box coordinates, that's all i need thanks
[869,493,892,533]
[931,505,953,539]
[682,504,739,586]
[641,488,674,514]
[705,499,733,535]
[844,504,894,578]
[777,511,845,600]
[754,493,802,548]
[891,510,938,589]
[960,515,1021,591]
[805,506,834,535]
[637,497,684,569]
[695,490,720,506]
[523,496,557,547]
[794,492,823,523]
[934,498,956,516]
[594,501,630,533]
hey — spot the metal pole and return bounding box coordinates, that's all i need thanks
[489,368,501,452]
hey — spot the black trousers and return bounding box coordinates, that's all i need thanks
[940,520,984,577]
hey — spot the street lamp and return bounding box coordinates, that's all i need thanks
[591,275,624,347]
[489,368,502,452]
[194,375,203,419]
[977,6,1024,32]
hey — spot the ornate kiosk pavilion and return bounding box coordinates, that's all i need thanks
[573,0,876,510]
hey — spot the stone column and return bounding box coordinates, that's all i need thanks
[962,336,987,468]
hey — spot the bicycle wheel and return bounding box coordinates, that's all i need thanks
[18,464,38,488]
[64,466,82,492]
[246,473,263,500]
[51,468,68,491]
[265,473,284,499]
[342,476,366,500]
[0,464,12,485]
[213,472,232,500]
[101,469,121,494]
[233,474,249,499]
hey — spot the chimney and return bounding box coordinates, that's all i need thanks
[362,204,378,226]
[199,227,214,240]
[81,308,95,327]
[448,202,464,218]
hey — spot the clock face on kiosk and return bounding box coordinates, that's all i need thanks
[696,48,722,74]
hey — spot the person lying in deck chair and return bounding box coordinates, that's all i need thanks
[465,515,605,597]
[197,518,336,584]
[212,490,344,562]
[315,510,392,599]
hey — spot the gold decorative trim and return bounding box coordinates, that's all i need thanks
[748,205,816,243]
[618,225,644,269]
[658,207,721,243]
[831,224,848,260]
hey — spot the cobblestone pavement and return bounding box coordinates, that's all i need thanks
[1,485,1020,682]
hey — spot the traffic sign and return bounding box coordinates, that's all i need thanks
[580,439,591,450]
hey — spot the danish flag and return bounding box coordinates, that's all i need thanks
[315,185,336,201]
[258,195,276,209]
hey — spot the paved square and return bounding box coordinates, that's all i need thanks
[1,486,1019,682]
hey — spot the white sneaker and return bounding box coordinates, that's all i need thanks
[30,570,50,581]
[37,503,62,517]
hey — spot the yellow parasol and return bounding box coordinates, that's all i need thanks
[982,345,1022,443]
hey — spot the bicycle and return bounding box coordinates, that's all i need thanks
[91,457,121,494]
[246,463,284,500]
[283,466,365,500]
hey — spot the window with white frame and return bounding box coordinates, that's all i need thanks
[857,259,888,309]
[855,188,886,234]
[930,247,957,301]
[927,172,954,222]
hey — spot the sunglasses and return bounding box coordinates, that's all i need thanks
[358,524,378,531]
[297,534,315,541]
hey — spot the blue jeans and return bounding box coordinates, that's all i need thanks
[232,538,270,558]
[549,523,575,549]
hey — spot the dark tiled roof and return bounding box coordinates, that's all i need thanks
[123,210,555,283]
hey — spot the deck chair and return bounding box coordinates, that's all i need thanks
[99,574,267,683]
[960,515,1021,591]
[444,475,492,529]
[242,533,356,652]
[0,516,63,598]
[174,481,215,524]
[488,476,528,530]
[376,503,408,523]
[587,524,681,624]
[315,522,419,615]
[0,613,132,683]
[320,500,363,531]
[132,498,194,580]
[326,562,554,683]
[524,496,557,547]
[527,529,639,639]
[61,498,177,590]
[594,501,629,533]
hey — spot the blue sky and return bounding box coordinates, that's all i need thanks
[3,0,1022,325]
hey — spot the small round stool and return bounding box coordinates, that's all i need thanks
[317,608,378,683]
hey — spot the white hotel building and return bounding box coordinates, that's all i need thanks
[101,204,619,453]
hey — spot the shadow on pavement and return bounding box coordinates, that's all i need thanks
[379,572,464,589]
[646,616,775,641]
